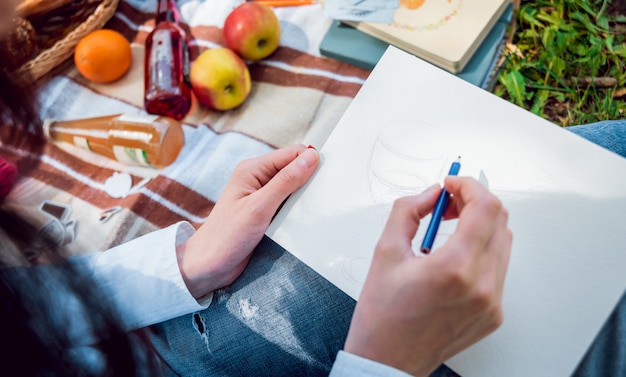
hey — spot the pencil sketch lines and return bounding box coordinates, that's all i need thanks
[367,120,448,206]
[341,256,370,287]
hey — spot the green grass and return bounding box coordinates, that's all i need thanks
[493,0,626,126]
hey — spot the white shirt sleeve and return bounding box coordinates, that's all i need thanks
[329,351,414,377]
[77,223,413,376]
[81,221,212,331]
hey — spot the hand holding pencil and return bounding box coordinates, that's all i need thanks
[343,176,512,377]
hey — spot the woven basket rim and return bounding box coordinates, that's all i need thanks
[17,0,121,82]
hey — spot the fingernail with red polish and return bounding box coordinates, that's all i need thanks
[297,148,319,169]
[307,145,316,150]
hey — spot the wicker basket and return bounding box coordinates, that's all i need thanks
[17,0,120,82]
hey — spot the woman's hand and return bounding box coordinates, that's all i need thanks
[344,176,512,377]
[176,144,320,299]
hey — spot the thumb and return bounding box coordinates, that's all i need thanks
[255,147,320,210]
[376,184,441,259]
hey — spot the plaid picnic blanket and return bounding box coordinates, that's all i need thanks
[0,0,370,254]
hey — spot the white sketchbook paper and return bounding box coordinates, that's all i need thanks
[267,46,626,377]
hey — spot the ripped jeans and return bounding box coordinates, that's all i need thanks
[146,120,626,376]
[146,235,457,377]
[146,235,354,376]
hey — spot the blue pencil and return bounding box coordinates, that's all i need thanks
[420,157,461,254]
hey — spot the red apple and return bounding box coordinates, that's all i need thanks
[223,2,281,61]
[190,48,251,111]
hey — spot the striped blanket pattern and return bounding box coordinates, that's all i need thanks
[0,0,370,255]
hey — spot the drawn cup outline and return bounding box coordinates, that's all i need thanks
[368,119,450,206]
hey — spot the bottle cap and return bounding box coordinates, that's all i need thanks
[42,119,55,139]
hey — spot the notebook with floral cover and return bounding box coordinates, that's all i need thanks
[341,0,511,73]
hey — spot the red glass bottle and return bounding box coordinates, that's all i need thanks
[144,0,191,121]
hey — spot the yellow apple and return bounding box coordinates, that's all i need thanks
[190,47,252,111]
[223,2,281,61]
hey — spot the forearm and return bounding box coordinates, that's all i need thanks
[82,221,212,330]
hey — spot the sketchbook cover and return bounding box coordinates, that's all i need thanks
[342,0,511,73]
[320,9,508,89]
[266,46,626,377]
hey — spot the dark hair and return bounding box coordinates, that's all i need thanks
[0,42,41,137]
[0,43,45,179]
[0,34,161,376]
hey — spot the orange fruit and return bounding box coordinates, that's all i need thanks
[74,29,132,83]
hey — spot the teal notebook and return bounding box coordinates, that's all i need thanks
[320,2,513,89]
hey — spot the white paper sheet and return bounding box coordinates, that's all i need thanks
[266,46,626,377]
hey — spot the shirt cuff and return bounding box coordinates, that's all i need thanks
[86,221,212,330]
[329,351,414,377]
